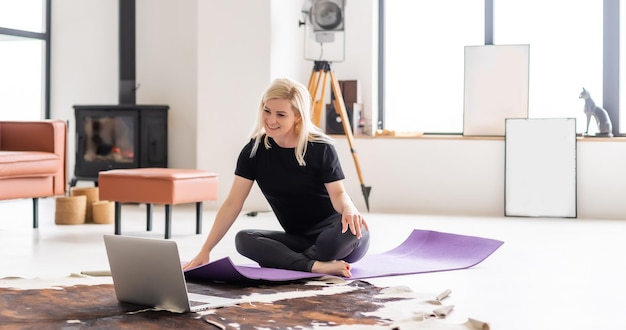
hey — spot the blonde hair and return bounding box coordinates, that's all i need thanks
[249,78,334,166]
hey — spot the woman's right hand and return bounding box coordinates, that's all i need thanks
[181,176,254,272]
[182,251,210,271]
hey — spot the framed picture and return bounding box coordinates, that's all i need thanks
[463,44,530,136]
[505,118,577,218]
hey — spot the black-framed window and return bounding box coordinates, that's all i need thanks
[0,0,51,120]
[380,0,621,136]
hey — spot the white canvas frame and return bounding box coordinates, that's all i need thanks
[505,118,577,218]
[463,44,530,136]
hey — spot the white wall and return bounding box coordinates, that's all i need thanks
[50,0,626,220]
[136,0,198,168]
[51,0,198,175]
[50,0,118,177]
[196,0,274,211]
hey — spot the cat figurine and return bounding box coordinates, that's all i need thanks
[579,88,613,137]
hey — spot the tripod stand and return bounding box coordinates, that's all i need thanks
[307,61,372,211]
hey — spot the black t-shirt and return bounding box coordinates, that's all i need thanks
[235,137,345,235]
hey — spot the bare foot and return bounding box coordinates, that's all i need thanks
[311,260,352,277]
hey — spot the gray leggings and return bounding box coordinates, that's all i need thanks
[234,214,370,272]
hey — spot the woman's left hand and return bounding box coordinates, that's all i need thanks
[324,180,369,239]
[341,207,369,239]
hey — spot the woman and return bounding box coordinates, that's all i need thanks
[183,78,369,277]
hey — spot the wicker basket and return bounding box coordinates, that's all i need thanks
[92,201,114,224]
[55,195,87,225]
[70,187,99,223]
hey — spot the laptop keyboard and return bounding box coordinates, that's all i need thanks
[190,300,210,307]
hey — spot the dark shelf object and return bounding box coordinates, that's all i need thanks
[71,104,168,186]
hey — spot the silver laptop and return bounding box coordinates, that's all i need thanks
[103,234,241,313]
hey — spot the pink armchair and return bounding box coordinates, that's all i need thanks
[0,120,67,227]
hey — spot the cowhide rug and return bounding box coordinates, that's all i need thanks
[0,275,489,329]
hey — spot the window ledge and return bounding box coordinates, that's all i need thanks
[329,134,626,142]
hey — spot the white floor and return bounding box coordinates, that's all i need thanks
[1,197,626,330]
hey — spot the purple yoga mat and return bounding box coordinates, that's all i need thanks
[184,229,504,283]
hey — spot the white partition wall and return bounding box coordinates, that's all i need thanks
[505,118,577,218]
[463,44,530,136]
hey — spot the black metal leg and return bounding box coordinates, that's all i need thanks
[114,202,122,235]
[32,198,39,228]
[195,202,203,234]
[146,203,153,231]
[165,204,172,239]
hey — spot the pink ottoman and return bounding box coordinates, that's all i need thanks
[98,168,218,239]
